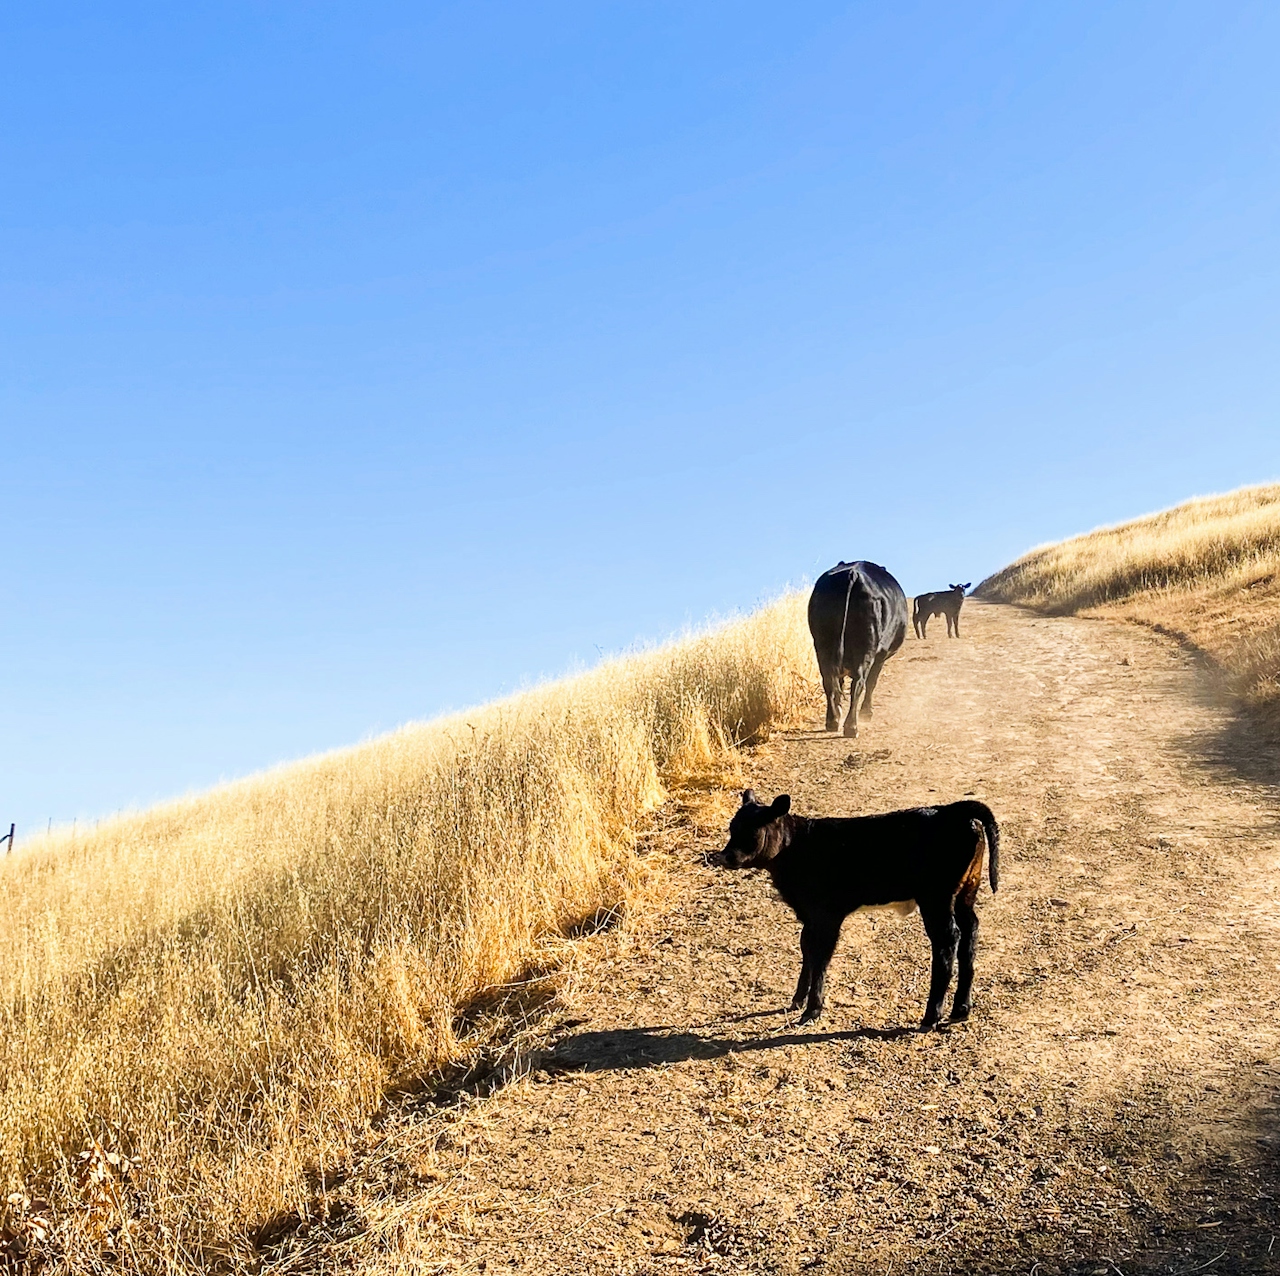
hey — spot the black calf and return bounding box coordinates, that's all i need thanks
[714,791,1000,1030]
[912,583,970,639]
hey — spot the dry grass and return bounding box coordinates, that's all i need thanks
[0,592,815,1270]
[976,482,1280,710]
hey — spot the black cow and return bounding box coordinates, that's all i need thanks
[808,561,908,736]
[912,583,971,639]
[715,791,1001,1029]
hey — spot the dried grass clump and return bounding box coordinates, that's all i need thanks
[0,591,814,1269]
[977,483,1280,709]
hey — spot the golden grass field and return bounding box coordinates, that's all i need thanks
[10,483,1280,1270]
[0,593,815,1269]
[976,482,1280,713]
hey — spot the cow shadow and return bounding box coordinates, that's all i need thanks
[536,1017,917,1074]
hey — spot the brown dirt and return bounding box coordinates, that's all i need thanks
[274,601,1280,1275]
[1085,571,1280,718]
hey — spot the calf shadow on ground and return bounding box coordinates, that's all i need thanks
[537,1017,916,1074]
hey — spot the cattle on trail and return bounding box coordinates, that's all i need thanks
[912,583,971,639]
[714,791,1001,1030]
[808,561,908,737]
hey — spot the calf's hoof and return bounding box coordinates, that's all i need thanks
[789,996,806,1013]
[824,716,838,733]
[842,721,859,739]
[798,1006,823,1026]
[950,1002,971,1023]
[919,1011,941,1032]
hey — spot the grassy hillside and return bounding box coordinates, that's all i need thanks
[0,592,815,1269]
[977,483,1280,713]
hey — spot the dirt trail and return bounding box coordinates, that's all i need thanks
[340,602,1280,1275]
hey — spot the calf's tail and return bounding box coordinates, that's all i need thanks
[981,806,1000,892]
[965,802,1001,892]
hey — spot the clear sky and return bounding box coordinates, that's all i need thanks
[4,1,1278,838]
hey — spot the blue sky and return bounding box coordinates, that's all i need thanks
[3,1,1278,837]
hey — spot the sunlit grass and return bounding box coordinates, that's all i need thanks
[977,483,1280,708]
[0,592,815,1268]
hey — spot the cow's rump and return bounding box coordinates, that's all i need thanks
[808,561,908,735]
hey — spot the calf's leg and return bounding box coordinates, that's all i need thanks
[797,922,840,1024]
[919,905,960,1030]
[790,959,811,1012]
[951,899,979,1021]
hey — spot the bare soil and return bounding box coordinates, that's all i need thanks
[281,602,1280,1275]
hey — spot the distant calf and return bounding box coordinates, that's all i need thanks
[808,561,908,737]
[912,583,971,639]
[713,791,1000,1030]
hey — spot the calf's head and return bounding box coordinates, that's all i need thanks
[949,582,971,595]
[715,790,792,869]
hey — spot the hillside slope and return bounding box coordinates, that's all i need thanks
[259,600,1280,1275]
[0,596,814,1269]
[976,483,1280,716]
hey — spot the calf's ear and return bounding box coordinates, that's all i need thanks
[741,788,758,806]
[769,794,791,817]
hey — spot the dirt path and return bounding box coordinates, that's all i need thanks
[334,602,1280,1275]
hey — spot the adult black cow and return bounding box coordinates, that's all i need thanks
[808,561,908,737]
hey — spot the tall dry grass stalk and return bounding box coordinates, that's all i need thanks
[977,483,1280,709]
[0,592,815,1269]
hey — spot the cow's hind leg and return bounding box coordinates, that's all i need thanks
[798,921,840,1024]
[821,666,842,732]
[842,674,865,737]
[951,898,979,1021]
[842,662,871,738]
[919,904,959,1030]
[860,650,890,718]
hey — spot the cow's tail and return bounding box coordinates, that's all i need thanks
[834,568,858,679]
[968,803,1001,892]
